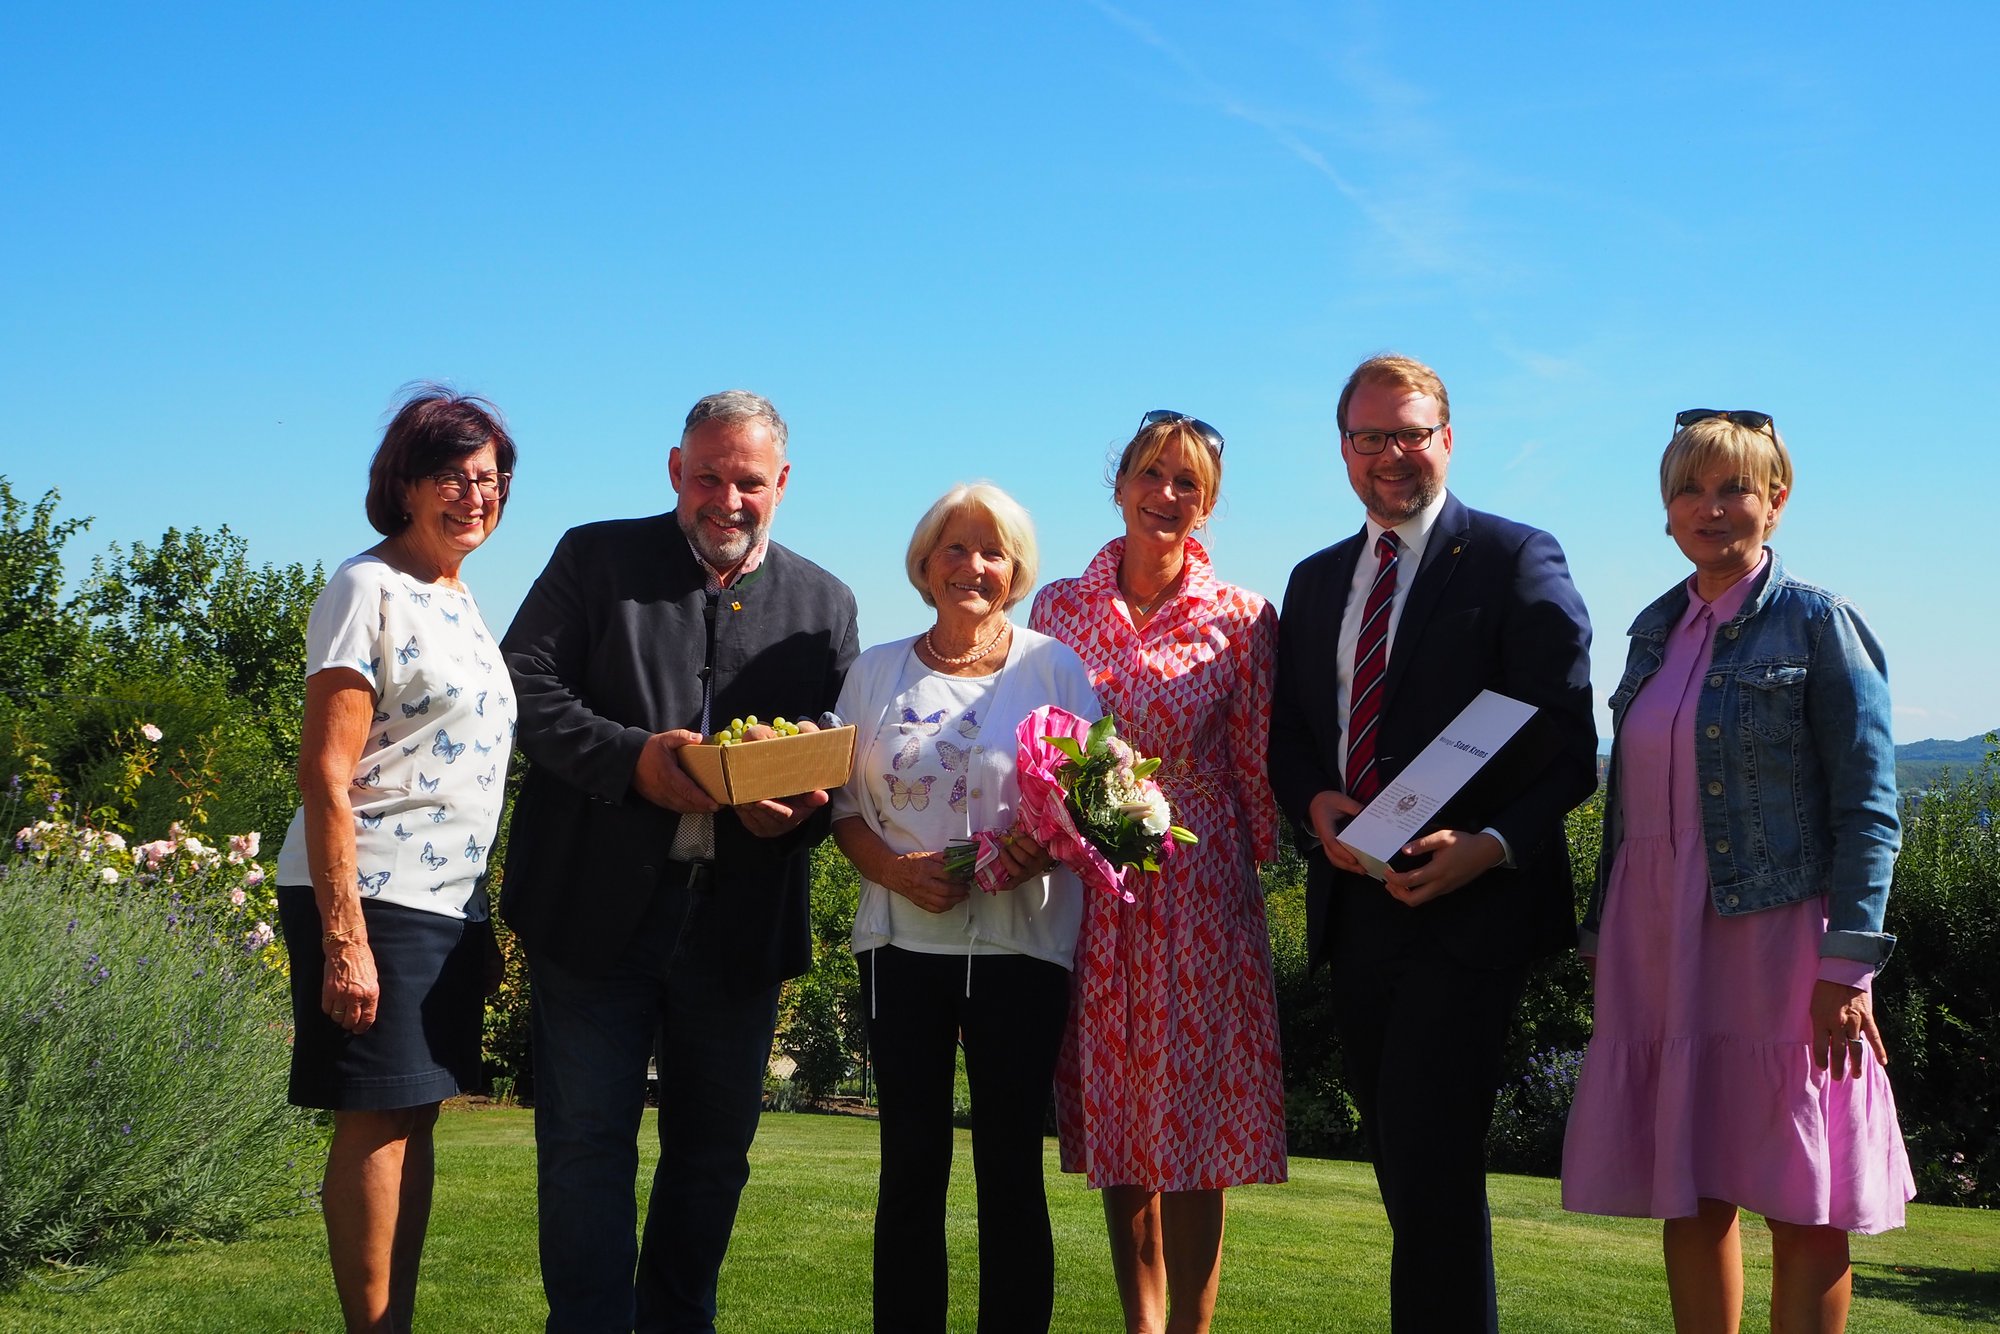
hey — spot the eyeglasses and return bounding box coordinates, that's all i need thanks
[426,471,511,502]
[1140,409,1225,455]
[1343,424,1445,455]
[1673,409,1774,436]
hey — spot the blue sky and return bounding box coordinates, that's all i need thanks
[4,3,1994,744]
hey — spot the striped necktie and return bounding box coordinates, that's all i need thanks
[1346,531,1400,803]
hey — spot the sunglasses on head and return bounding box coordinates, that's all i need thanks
[1674,408,1774,435]
[1140,409,1225,455]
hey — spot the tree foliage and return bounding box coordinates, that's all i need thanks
[0,478,322,843]
[0,483,92,696]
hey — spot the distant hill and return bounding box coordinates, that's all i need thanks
[1896,732,1996,793]
[1594,731,1995,792]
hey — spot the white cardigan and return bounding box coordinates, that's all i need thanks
[833,625,1099,970]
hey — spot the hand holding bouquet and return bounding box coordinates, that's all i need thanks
[1009,706,1196,902]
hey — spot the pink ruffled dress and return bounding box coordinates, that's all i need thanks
[1560,565,1915,1232]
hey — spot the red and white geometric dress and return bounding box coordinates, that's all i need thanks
[1030,537,1288,1190]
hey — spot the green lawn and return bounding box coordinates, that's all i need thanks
[2,1107,1994,1331]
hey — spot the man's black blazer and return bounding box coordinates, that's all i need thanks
[1268,493,1595,971]
[500,514,859,993]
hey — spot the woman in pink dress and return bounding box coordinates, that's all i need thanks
[1561,411,1914,1332]
[1029,410,1285,1334]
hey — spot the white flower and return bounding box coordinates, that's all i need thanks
[1118,788,1173,837]
[100,867,120,884]
[229,887,247,906]
[100,831,127,852]
[139,723,164,743]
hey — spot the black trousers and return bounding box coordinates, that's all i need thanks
[861,946,1070,1334]
[1330,934,1529,1334]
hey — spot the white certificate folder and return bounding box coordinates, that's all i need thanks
[1336,689,1537,880]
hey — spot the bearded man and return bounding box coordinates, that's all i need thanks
[502,389,858,1332]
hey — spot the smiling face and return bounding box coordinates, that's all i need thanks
[1668,462,1787,588]
[1340,379,1452,527]
[921,508,1015,627]
[1116,433,1214,554]
[399,440,502,576]
[670,417,789,578]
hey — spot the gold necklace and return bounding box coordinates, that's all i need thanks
[924,621,1008,667]
[1123,571,1182,618]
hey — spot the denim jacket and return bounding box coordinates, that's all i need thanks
[1583,551,1899,969]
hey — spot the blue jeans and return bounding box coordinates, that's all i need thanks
[530,873,781,1333]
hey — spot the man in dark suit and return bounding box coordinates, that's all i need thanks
[501,390,858,1333]
[1268,355,1595,1332]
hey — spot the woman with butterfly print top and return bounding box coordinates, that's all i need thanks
[271,388,518,1334]
[830,484,1098,1334]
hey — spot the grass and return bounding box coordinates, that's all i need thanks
[0,1107,1993,1331]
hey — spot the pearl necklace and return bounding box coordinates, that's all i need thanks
[924,621,1008,667]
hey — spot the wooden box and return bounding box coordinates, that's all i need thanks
[679,725,858,806]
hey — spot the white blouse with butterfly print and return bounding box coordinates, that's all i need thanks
[862,659,1007,953]
[274,553,517,918]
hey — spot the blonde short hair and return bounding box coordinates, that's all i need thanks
[1659,415,1793,508]
[1110,417,1223,515]
[904,482,1040,610]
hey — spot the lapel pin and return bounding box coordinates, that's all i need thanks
[731,601,742,612]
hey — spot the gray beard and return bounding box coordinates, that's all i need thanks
[679,506,766,572]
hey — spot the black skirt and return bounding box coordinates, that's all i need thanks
[277,885,485,1111]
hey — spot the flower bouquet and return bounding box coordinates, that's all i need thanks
[945,706,1196,902]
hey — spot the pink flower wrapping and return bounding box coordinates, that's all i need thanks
[1013,704,1135,903]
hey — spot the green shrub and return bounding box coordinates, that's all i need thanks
[774,846,867,1104]
[0,853,319,1287]
[1262,845,1362,1159]
[1877,740,2000,1207]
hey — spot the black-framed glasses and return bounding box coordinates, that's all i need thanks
[1343,424,1445,455]
[1673,409,1774,436]
[426,470,511,502]
[1140,409,1225,455]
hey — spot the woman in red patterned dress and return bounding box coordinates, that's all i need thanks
[1029,411,1286,1334]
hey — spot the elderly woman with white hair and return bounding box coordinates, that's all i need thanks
[831,481,1099,1334]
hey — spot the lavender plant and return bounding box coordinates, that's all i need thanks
[0,790,315,1287]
